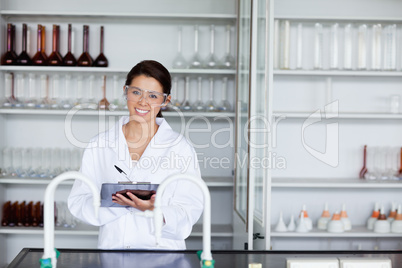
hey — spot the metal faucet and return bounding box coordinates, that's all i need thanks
[41,171,100,268]
[152,173,214,267]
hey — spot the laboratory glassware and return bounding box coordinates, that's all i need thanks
[220,25,236,69]
[13,73,25,108]
[329,23,339,69]
[2,73,16,108]
[172,26,187,69]
[32,25,47,66]
[313,23,323,70]
[205,77,217,112]
[1,23,17,65]
[180,76,192,111]
[280,20,290,70]
[63,24,77,66]
[217,77,231,112]
[93,26,108,67]
[49,75,60,109]
[98,75,110,110]
[109,75,122,111]
[204,25,218,68]
[47,25,63,66]
[16,24,32,65]
[193,77,205,112]
[357,24,367,70]
[189,25,202,69]
[37,74,49,109]
[77,25,93,66]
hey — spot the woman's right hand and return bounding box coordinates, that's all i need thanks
[112,192,156,211]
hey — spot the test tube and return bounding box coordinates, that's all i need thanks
[314,23,323,70]
[296,23,303,69]
[371,24,382,70]
[357,24,367,70]
[280,20,290,70]
[383,24,396,71]
[343,24,353,70]
[329,23,339,69]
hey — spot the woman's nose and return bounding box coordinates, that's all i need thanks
[138,94,148,105]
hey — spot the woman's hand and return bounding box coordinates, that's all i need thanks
[112,192,156,211]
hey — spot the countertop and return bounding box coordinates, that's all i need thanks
[7,248,402,268]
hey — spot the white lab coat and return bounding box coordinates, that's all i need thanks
[68,116,204,250]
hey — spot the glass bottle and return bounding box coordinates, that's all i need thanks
[13,73,25,108]
[1,201,11,226]
[193,77,205,111]
[329,23,339,70]
[189,25,202,69]
[204,25,218,68]
[63,24,77,66]
[93,26,108,67]
[1,23,17,65]
[32,25,47,66]
[49,74,60,109]
[180,76,192,111]
[218,77,231,112]
[41,26,48,60]
[2,72,16,108]
[98,75,110,109]
[172,26,187,69]
[280,20,290,70]
[37,74,49,109]
[313,23,323,70]
[109,75,121,111]
[60,74,73,109]
[220,25,236,69]
[77,25,93,67]
[343,24,353,70]
[205,77,217,112]
[47,25,63,66]
[169,76,181,110]
[16,24,32,65]
[25,73,38,108]
[371,24,382,70]
[357,24,367,70]
[86,75,98,109]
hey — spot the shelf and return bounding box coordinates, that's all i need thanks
[272,178,402,189]
[0,223,233,237]
[0,109,235,118]
[0,10,237,20]
[273,112,402,120]
[271,225,402,238]
[274,15,402,23]
[274,69,402,77]
[0,66,236,75]
[0,176,233,188]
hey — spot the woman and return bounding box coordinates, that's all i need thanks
[68,60,203,250]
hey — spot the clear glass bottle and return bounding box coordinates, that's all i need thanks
[205,77,217,112]
[189,25,202,69]
[180,76,192,111]
[204,25,218,68]
[193,77,205,112]
[98,75,110,110]
[220,25,236,69]
[313,23,323,70]
[172,26,187,69]
[218,77,231,112]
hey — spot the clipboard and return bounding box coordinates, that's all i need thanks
[100,183,159,207]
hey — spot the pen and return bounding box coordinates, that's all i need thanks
[114,165,132,182]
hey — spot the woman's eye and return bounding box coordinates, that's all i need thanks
[149,94,158,99]
[132,90,141,95]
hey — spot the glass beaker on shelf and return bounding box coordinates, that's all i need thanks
[205,77,217,112]
[86,75,99,110]
[180,76,192,111]
[11,147,22,177]
[37,74,50,109]
[172,26,187,69]
[204,25,218,68]
[74,75,85,108]
[1,147,13,176]
[25,73,38,108]
[219,25,236,69]
[2,73,16,108]
[19,148,32,177]
[30,148,42,177]
[49,74,61,109]
[109,75,123,111]
[217,77,231,112]
[189,25,203,69]
[193,77,205,112]
[13,73,25,108]
[98,75,110,110]
[59,74,73,109]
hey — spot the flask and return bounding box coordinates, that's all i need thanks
[1,24,17,65]
[47,25,63,66]
[16,24,32,65]
[63,24,77,66]
[32,25,47,66]
[93,26,108,67]
[77,25,93,66]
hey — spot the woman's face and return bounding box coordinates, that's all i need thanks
[125,75,166,124]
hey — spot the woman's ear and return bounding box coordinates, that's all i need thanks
[163,95,172,106]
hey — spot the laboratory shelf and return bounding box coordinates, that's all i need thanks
[273,112,402,120]
[272,178,402,189]
[274,15,402,23]
[274,69,402,77]
[0,10,236,20]
[0,224,233,237]
[0,109,235,118]
[271,226,402,238]
[0,176,233,188]
[0,66,236,75]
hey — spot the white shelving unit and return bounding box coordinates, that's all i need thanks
[0,0,237,265]
[268,0,402,251]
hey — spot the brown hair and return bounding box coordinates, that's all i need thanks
[125,60,171,117]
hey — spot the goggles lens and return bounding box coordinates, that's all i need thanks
[125,86,167,106]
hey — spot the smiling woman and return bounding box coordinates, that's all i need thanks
[68,60,204,250]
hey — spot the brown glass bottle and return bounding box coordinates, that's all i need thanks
[41,25,48,60]
[25,201,33,227]
[47,25,63,65]
[1,201,11,226]
[1,24,17,65]
[11,24,17,59]
[32,25,47,66]
[63,24,77,66]
[9,201,18,227]
[16,24,32,65]
[93,26,108,67]
[77,25,93,67]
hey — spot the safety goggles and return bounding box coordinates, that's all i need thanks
[124,85,168,107]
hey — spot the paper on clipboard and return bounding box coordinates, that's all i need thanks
[100,183,159,207]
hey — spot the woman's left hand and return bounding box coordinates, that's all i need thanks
[112,192,156,211]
